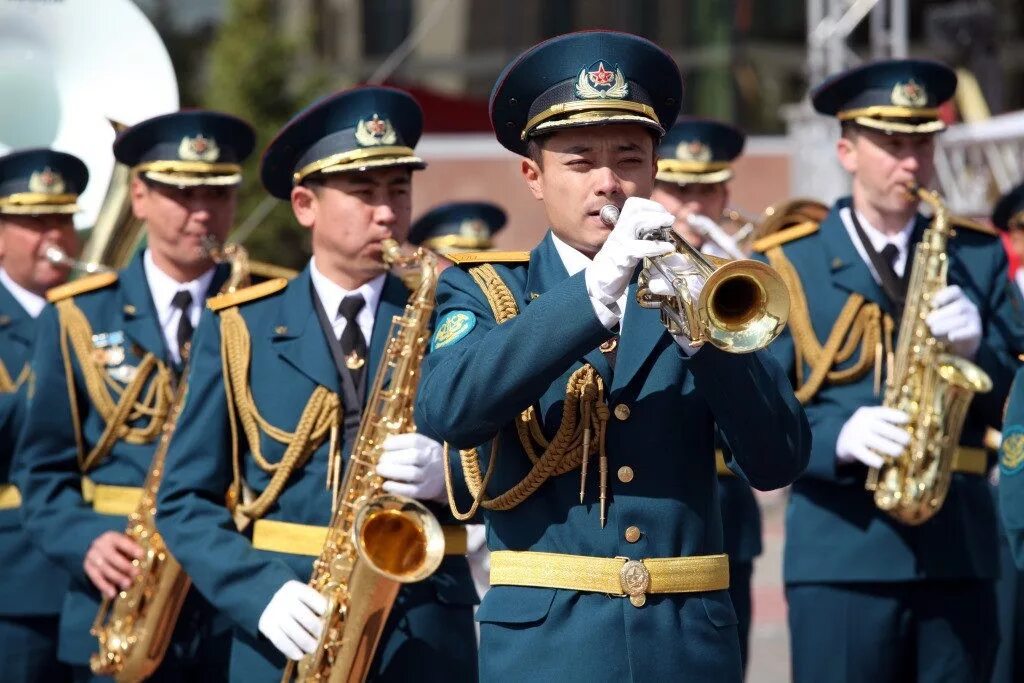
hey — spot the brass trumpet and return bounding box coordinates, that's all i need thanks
[600,204,790,353]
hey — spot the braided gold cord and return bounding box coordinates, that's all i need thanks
[55,299,172,472]
[0,357,14,393]
[219,308,340,521]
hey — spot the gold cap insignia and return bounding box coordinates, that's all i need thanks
[179,135,221,162]
[575,62,629,100]
[890,79,928,108]
[675,140,712,163]
[28,168,66,195]
[355,114,398,146]
[459,219,489,240]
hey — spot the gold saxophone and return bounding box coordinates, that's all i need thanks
[90,239,253,681]
[283,239,445,683]
[864,186,993,525]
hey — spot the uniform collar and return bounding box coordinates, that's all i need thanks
[308,256,385,327]
[840,204,915,281]
[0,268,45,318]
[550,231,593,277]
[143,249,216,329]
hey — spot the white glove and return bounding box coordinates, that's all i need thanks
[258,580,327,661]
[836,406,911,468]
[377,432,446,503]
[585,197,675,326]
[644,252,704,356]
[926,285,982,359]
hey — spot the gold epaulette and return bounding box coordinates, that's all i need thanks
[951,215,998,237]
[752,220,820,253]
[207,278,288,312]
[248,260,299,281]
[45,272,118,303]
[448,251,531,267]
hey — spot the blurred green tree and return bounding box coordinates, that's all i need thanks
[203,0,329,269]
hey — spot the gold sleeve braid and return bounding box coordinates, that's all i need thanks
[444,264,609,520]
[54,299,173,472]
[218,307,340,522]
[765,246,894,403]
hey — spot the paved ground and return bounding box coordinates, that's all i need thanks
[747,489,790,682]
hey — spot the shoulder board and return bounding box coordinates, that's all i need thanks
[247,260,299,281]
[207,278,288,312]
[950,215,998,237]
[46,272,118,303]
[447,251,531,267]
[752,220,820,252]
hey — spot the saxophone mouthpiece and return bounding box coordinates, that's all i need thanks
[599,204,620,227]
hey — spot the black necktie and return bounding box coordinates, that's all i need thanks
[880,243,901,280]
[171,290,194,362]
[338,294,367,388]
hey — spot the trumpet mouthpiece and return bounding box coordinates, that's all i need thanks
[599,204,620,227]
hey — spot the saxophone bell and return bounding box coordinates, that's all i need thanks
[600,203,790,353]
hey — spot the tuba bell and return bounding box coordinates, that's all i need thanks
[601,203,790,353]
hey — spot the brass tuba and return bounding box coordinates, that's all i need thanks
[601,204,791,353]
[283,240,445,683]
[89,239,252,681]
[864,186,993,525]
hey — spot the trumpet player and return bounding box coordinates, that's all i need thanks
[13,111,256,680]
[415,30,809,682]
[0,148,86,682]
[754,59,1023,682]
[651,118,747,259]
[155,87,478,681]
[650,118,760,669]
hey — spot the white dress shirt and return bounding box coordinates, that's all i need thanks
[143,250,216,364]
[309,256,385,346]
[839,206,916,282]
[552,232,628,329]
[0,268,46,318]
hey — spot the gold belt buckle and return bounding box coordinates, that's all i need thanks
[618,558,650,608]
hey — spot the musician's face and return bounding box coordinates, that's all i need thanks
[0,213,78,296]
[131,177,237,279]
[651,180,729,247]
[521,125,657,258]
[838,128,935,214]
[292,167,412,287]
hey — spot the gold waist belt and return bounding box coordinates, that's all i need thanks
[0,484,22,510]
[489,550,730,608]
[81,477,143,516]
[251,518,468,557]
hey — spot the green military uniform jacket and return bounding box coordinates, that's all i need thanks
[757,197,1023,584]
[1001,367,1024,569]
[415,232,810,682]
[156,266,478,682]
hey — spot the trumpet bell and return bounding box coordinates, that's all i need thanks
[699,260,791,353]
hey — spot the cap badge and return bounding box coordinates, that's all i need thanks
[179,135,221,162]
[675,140,712,163]
[576,61,629,100]
[890,79,927,108]
[459,218,489,240]
[355,114,398,146]
[28,167,66,195]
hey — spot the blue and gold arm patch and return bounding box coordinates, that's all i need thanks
[1002,427,1024,476]
[431,310,476,351]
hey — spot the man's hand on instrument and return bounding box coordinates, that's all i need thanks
[83,531,143,599]
[586,197,674,327]
[258,580,327,661]
[926,285,982,359]
[836,406,911,468]
[644,252,704,356]
[377,432,446,503]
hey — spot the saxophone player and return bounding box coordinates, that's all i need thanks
[650,119,761,671]
[155,87,478,681]
[13,111,256,680]
[0,148,86,682]
[754,59,1024,682]
[415,30,809,682]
